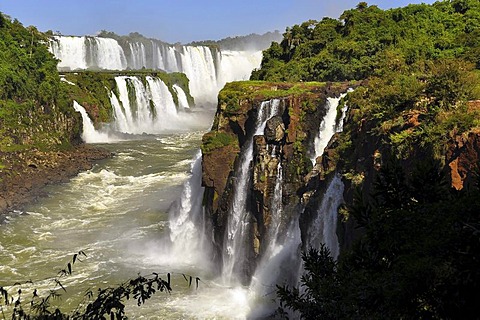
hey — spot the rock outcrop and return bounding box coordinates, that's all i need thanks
[0,145,112,215]
[202,80,480,282]
[202,81,352,279]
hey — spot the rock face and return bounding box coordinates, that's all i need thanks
[202,80,480,283]
[0,145,112,215]
[265,116,285,143]
[202,81,351,280]
[446,130,480,190]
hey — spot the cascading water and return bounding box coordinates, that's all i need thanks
[50,35,262,104]
[164,151,212,267]
[267,148,283,251]
[222,99,282,284]
[312,92,348,163]
[73,101,111,143]
[248,216,303,319]
[173,84,190,110]
[307,92,350,258]
[247,144,304,318]
[306,174,344,259]
[50,36,127,70]
[109,76,182,134]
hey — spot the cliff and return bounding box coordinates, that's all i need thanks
[202,76,480,283]
[201,80,352,280]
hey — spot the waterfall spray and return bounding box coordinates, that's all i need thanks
[307,91,351,258]
[167,151,211,266]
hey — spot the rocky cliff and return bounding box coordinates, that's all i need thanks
[202,80,480,281]
[201,81,352,279]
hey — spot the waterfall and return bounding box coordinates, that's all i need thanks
[268,150,283,251]
[222,99,281,284]
[166,151,211,266]
[306,174,344,259]
[50,36,127,70]
[50,36,88,70]
[248,217,303,319]
[312,93,348,163]
[110,76,180,134]
[247,143,304,318]
[173,84,190,110]
[73,101,111,143]
[50,36,262,104]
[307,90,351,258]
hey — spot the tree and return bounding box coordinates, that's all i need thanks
[278,160,480,319]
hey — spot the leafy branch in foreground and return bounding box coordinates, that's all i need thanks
[0,251,201,319]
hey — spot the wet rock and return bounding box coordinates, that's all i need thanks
[265,116,285,143]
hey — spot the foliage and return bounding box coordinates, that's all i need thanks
[0,252,201,319]
[251,0,480,82]
[0,13,82,154]
[342,56,480,160]
[201,132,238,154]
[0,15,60,105]
[278,160,480,319]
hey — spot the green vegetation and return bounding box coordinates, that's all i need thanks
[0,252,203,319]
[343,57,480,160]
[255,1,480,318]
[278,160,480,319]
[201,132,239,154]
[0,15,60,105]
[251,0,480,82]
[0,13,80,154]
[217,80,333,116]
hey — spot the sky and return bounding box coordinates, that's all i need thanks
[1,0,436,44]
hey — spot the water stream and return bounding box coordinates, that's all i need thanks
[0,128,255,319]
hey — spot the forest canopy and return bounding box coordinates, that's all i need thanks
[251,0,480,82]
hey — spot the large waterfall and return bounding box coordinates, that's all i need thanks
[110,76,179,134]
[222,99,282,284]
[50,36,262,104]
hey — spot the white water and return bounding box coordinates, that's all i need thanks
[167,151,210,266]
[221,99,282,284]
[307,91,350,258]
[51,36,127,70]
[0,132,224,319]
[73,101,112,143]
[102,75,206,137]
[248,217,303,319]
[312,93,348,163]
[50,36,262,104]
[306,174,344,259]
[173,84,190,110]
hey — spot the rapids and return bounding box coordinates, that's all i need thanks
[0,128,252,319]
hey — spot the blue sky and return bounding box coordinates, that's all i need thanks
[1,0,436,43]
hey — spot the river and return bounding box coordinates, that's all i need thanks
[0,115,253,319]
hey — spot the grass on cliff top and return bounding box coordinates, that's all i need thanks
[201,131,239,154]
[218,80,333,115]
[219,80,326,99]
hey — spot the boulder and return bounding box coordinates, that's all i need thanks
[265,116,285,143]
